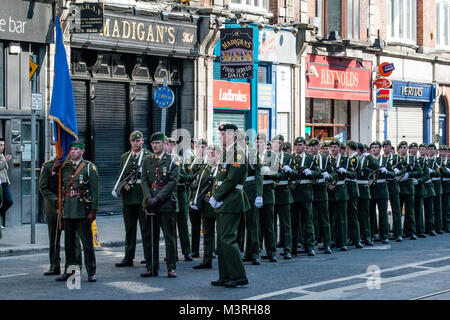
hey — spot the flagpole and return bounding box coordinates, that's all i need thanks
[31,104,36,244]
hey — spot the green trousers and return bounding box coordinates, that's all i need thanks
[145,212,177,272]
[176,198,191,256]
[414,196,425,235]
[259,204,277,257]
[400,194,416,236]
[329,200,347,248]
[201,213,216,265]
[189,208,201,255]
[313,200,331,247]
[442,193,450,231]
[357,198,372,242]
[347,196,361,243]
[274,203,292,253]
[217,212,246,281]
[292,201,315,252]
[244,205,260,260]
[434,194,443,231]
[63,218,96,276]
[122,203,150,262]
[370,199,389,241]
[237,214,246,252]
[388,192,403,237]
[424,196,435,233]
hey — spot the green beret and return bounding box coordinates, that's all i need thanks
[167,137,176,144]
[283,142,292,150]
[397,141,408,149]
[370,140,382,148]
[70,140,85,150]
[419,143,428,148]
[272,134,285,142]
[308,138,320,146]
[255,133,267,141]
[294,136,306,145]
[218,123,238,131]
[236,130,246,141]
[408,142,418,148]
[363,144,369,150]
[346,140,358,150]
[321,142,330,148]
[329,139,341,147]
[357,143,364,153]
[428,143,437,149]
[150,132,167,143]
[340,142,346,149]
[382,140,392,146]
[207,144,221,152]
[439,145,448,151]
[196,139,207,146]
[129,130,143,141]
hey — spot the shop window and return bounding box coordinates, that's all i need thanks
[386,0,416,44]
[436,0,450,48]
[316,0,360,40]
[258,65,270,84]
[0,43,3,106]
[277,112,290,142]
[230,0,269,11]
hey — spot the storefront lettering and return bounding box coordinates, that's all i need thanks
[0,16,26,34]
[221,38,252,50]
[400,86,423,97]
[102,18,179,44]
[218,88,248,103]
[320,69,359,88]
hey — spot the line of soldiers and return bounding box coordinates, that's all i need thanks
[39,125,450,288]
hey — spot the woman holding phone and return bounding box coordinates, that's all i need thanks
[0,138,12,228]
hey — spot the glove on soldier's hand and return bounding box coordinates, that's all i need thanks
[322,171,330,180]
[254,196,263,208]
[261,166,271,176]
[380,167,388,174]
[51,157,64,173]
[429,168,434,174]
[282,165,292,173]
[412,178,419,185]
[400,173,409,182]
[189,202,199,211]
[147,197,160,208]
[394,168,400,175]
[304,169,312,176]
[87,210,96,223]
[338,168,347,174]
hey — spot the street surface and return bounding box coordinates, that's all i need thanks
[2,233,450,300]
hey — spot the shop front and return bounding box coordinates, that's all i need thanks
[304,54,372,143]
[69,8,203,214]
[386,81,436,146]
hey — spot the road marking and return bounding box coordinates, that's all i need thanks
[363,245,391,250]
[410,289,450,300]
[244,255,450,300]
[0,273,29,279]
[104,281,165,294]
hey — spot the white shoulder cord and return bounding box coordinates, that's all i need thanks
[113,152,132,192]
[193,168,206,204]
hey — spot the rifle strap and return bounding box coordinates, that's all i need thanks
[68,162,87,194]
[151,156,165,185]
[113,152,132,192]
[193,169,206,204]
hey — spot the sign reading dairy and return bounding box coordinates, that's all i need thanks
[213,80,251,110]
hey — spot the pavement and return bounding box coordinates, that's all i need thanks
[0,214,134,257]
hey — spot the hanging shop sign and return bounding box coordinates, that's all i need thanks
[220,28,254,79]
[374,78,392,89]
[392,81,435,103]
[213,80,251,110]
[379,62,395,77]
[70,2,104,34]
[376,88,392,110]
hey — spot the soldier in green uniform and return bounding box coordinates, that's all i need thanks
[409,142,428,238]
[283,142,292,154]
[238,131,263,265]
[290,137,322,256]
[328,140,355,251]
[190,145,221,269]
[345,141,363,248]
[420,143,437,236]
[140,132,180,278]
[210,123,250,288]
[397,141,421,240]
[428,143,444,234]
[383,140,403,241]
[272,135,294,258]
[438,145,450,233]
[369,141,394,243]
[167,138,194,262]
[39,157,82,276]
[113,131,152,268]
[356,142,379,246]
[255,133,281,262]
[55,140,99,283]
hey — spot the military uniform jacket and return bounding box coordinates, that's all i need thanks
[387,154,402,194]
[212,142,251,214]
[291,152,321,202]
[328,154,356,202]
[415,157,429,198]
[312,153,335,202]
[118,148,152,206]
[428,156,443,196]
[357,154,379,199]
[346,153,360,199]
[39,159,59,216]
[440,157,450,194]
[141,152,180,213]
[62,159,99,219]
[189,163,217,218]
[274,151,294,205]
[370,155,394,200]
[176,155,194,205]
[260,150,283,205]
[244,146,263,201]
[398,155,421,195]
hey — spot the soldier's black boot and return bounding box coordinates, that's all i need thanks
[115,258,133,267]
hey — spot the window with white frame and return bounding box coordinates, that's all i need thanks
[386,0,417,44]
[315,0,360,39]
[230,0,269,11]
[436,0,450,47]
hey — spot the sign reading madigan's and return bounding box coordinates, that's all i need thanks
[213,80,251,110]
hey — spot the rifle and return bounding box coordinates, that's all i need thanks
[192,178,215,210]
[368,168,381,186]
[114,166,140,197]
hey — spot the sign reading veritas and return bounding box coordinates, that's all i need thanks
[305,54,372,101]
[220,28,253,79]
[213,80,251,110]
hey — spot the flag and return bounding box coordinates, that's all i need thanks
[49,16,78,160]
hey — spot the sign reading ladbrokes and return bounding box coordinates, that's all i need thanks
[220,28,253,79]
[213,80,251,110]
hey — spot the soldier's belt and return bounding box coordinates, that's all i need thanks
[136,179,142,184]
[245,176,255,182]
[217,181,244,190]
[346,178,357,183]
[376,179,387,184]
[443,178,450,182]
[298,180,311,184]
[335,181,346,185]
[432,178,441,181]
[357,180,369,185]
[316,178,325,183]
[150,183,166,189]
[263,180,274,185]
[425,179,433,184]
[177,183,185,186]
[64,190,83,198]
[277,180,289,185]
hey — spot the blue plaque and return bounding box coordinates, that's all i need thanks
[154,86,175,108]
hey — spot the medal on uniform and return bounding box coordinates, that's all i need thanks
[79,175,83,183]
[163,167,167,176]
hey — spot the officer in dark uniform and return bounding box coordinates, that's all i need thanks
[421,144,437,236]
[428,143,444,234]
[55,140,99,283]
[438,145,450,233]
[409,142,428,238]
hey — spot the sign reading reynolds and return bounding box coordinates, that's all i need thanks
[220,28,254,79]
[213,80,251,110]
[71,11,198,55]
